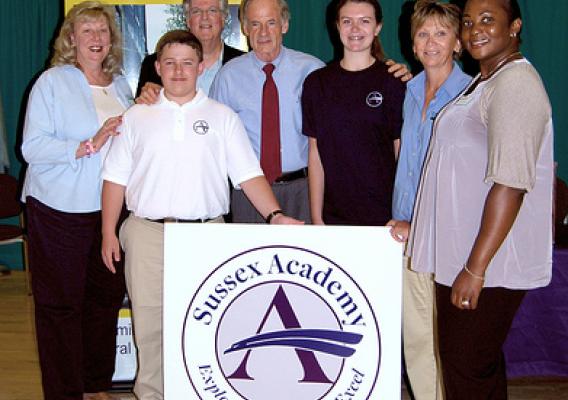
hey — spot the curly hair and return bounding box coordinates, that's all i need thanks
[51,1,122,75]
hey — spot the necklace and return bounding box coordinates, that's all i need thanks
[480,51,522,81]
[90,84,110,96]
[463,51,522,96]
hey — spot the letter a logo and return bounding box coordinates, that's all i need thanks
[226,285,333,383]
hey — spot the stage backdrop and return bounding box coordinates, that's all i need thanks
[0,0,567,270]
[164,224,403,400]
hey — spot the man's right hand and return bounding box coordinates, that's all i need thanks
[136,82,162,105]
[102,234,121,274]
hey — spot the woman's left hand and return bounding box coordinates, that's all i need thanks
[451,269,484,310]
[386,219,410,242]
[83,116,122,157]
[95,115,122,140]
[385,59,413,82]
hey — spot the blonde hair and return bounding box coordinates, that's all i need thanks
[411,0,461,40]
[51,1,122,75]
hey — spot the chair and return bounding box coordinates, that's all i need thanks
[0,174,30,294]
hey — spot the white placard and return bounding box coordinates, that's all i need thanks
[113,306,138,382]
[164,224,402,400]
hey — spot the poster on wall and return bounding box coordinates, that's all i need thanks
[164,224,403,400]
[65,0,246,94]
[113,298,138,383]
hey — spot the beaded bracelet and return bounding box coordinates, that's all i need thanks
[85,138,95,157]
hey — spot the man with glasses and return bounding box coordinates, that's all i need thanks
[136,0,243,98]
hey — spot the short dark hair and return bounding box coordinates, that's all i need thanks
[502,0,522,23]
[155,29,203,62]
[501,0,522,41]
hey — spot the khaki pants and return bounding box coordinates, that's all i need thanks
[120,215,223,400]
[403,257,444,400]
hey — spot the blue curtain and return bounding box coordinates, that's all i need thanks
[0,94,9,170]
[0,0,61,268]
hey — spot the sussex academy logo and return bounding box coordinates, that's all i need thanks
[181,245,381,400]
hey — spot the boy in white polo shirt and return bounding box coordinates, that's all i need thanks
[100,30,299,400]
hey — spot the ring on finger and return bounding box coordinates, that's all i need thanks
[461,298,470,307]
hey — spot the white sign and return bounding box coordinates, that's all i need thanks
[113,306,138,382]
[164,225,402,400]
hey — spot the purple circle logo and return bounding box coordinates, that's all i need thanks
[182,246,381,399]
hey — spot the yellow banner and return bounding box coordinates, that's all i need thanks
[118,308,132,318]
[65,0,241,14]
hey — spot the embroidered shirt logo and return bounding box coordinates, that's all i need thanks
[366,91,383,108]
[193,120,210,135]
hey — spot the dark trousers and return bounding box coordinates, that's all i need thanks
[27,197,126,400]
[436,283,525,400]
[230,176,311,223]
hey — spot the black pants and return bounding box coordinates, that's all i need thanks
[27,197,126,400]
[436,283,525,400]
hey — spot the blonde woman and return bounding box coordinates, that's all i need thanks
[21,2,132,399]
[388,1,471,398]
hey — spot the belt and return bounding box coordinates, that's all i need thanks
[274,168,308,183]
[147,217,213,223]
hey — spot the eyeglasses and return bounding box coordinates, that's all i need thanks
[188,7,220,18]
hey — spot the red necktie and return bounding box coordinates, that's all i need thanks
[261,63,282,184]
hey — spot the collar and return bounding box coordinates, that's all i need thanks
[407,61,469,103]
[210,44,224,70]
[251,45,285,71]
[219,43,225,63]
[158,88,207,109]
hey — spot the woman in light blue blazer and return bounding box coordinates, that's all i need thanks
[21,2,132,399]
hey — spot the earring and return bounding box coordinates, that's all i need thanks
[510,32,517,37]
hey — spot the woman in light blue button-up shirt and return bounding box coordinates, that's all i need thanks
[20,2,132,399]
[388,1,470,398]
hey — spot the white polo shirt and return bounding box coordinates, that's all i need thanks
[102,89,263,220]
